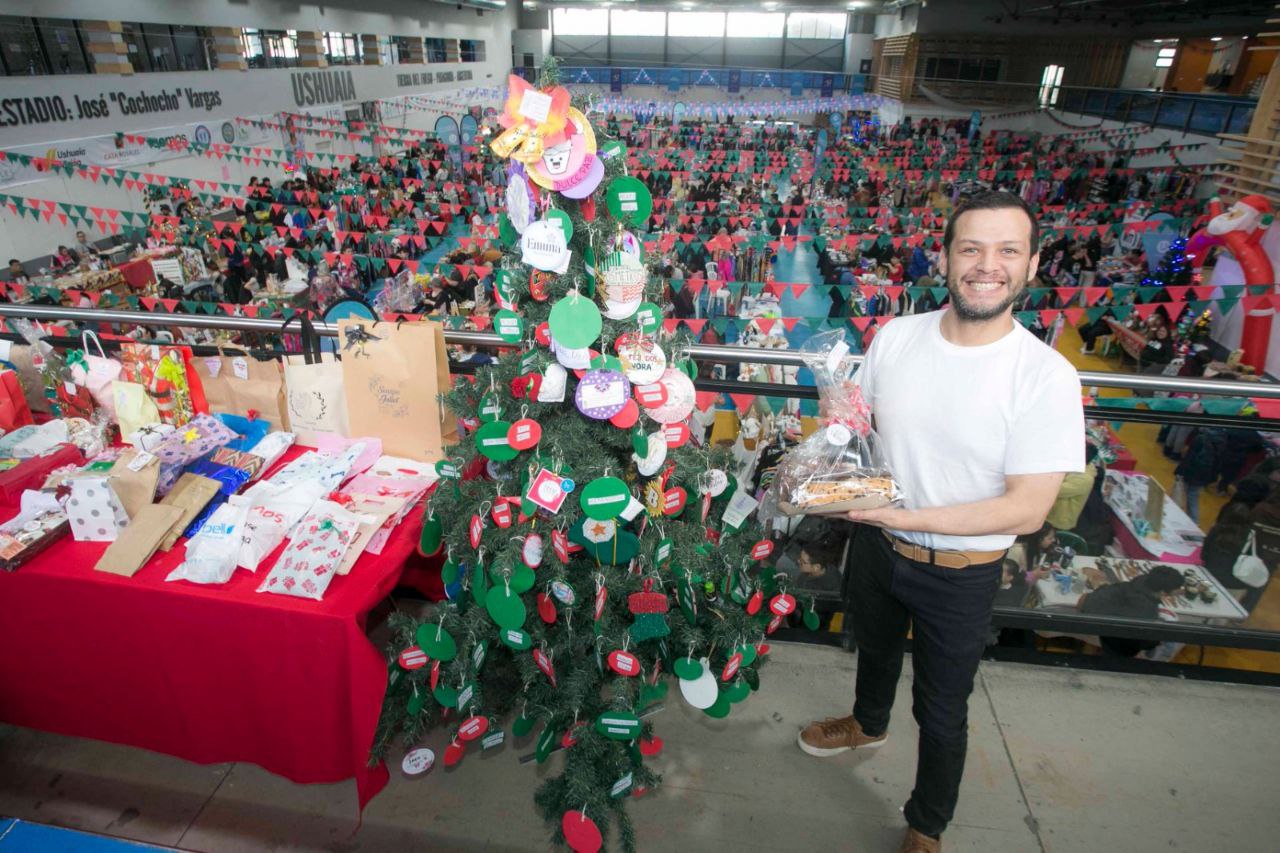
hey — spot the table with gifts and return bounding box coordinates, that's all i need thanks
[1104,469,1205,565]
[0,442,429,810]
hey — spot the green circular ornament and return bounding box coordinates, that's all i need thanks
[736,644,758,668]
[432,683,459,708]
[677,358,697,380]
[673,657,703,680]
[505,563,536,594]
[441,558,460,585]
[485,584,527,630]
[500,627,533,651]
[544,208,573,242]
[723,679,751,704]
[580,477,631,520]
[435,459,461,479]
[640,679,669,706]
[595,710,642,741]
[512,714,536,737]
[606,176,653,226]
[407,689,425,715]
[476,420,518,461]
[803,609,821,630]
[418,514,443,555]
[703,691,732,718]
[535,725,558,763]
[631,428,649,457]
[634,302,662,335]
[477,393,502,424]
[470,562,489,607]
[493,309,524,344]
[415,623,457,661]
[601,140,626,160]
[548,295,602,349]
[498,212,518,247]
[590,353,623,372]
[495,269,518,305]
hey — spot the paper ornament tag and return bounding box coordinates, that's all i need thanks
[552,528,570,563]
[520,220,571,273]
[554,340,592,370]
[594,584,608,620]
[538,363,568,402]
[702,469,729,497]
[476,420,518,462]
[639,736,664,757]
[562,811,603,853]
[478,393,502,423]
[804,609,821,630]
[443,740,465,768]
[673,656,703,679]
[538,592,557,623]
[615,334,666,385]
[399,646,429,670]
[550,580,576,605]
[606,175,654,226]
[634,432,667,477]
[619,494,646,522]
[721,653,743,682]
[574,369,630,420]
[723,679,751,704]
[433,683,457,708]
[609,399,640,429]
[491,501,513,528]
[505,164,535,233]
[512,714,536,737]
[529,270,552,302]
[494,309,524,344]
[419,513,444,556]
[634,302,662,335]
[430,659,441,690]
[770,593,797,616]
[469,514,484,549]
[662,487,687,516]
[610,772,633,799]
[767,613,784,634]
[607,650,641,677]
[415,623,457,661]
[486,585,527,629]
[634,381,668,409]
[561,720,588,748]
[549,295,602,349]
[595,710,642,740]
[662,422,691,448]
[679,659,720,709]
[401,747,435,776]
[746,589,763,615]
[501,628,533,651]
[482,729,506,751]
[535,322,552,347]
[543,208,574,241]
[721,490,759,530]
[750,540,774,560]
[527,467,570,513]
[533,647,557,685]
[703,692,732,719]
[522,534,544,568]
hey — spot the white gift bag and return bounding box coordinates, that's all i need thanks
[257,500,361,600]
[67,475,130,542]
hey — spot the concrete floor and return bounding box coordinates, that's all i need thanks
[2,644,1278,852]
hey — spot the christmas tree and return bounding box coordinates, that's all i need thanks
[1144,235,1192,290]
[371,59,810,852]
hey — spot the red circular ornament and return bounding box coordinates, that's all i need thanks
[608,650,641,677]
[538,592,557,624]
[469,514,483,549]
[430,659,442,690]
[535,322,551,347]
[508,418,542,450]
[662,422,691,448]
[766,614,784,634]
[750,540,774,560]
[756,643,771,657]
[770,593,797,616]
[561,720,588,748]
[562,811,603,853]
[594,585,608,621]
[639,736,664,757]
[399,646,429,670]
[634,382,668,409]
[457,715,489,742]
[609,399,640,428]
[746,589,763,615]
[443,740,465,767]
[721,652,743,682]
[490,501,513,528]
[661,487,687,516]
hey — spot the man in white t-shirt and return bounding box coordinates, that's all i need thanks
[798,191,1084,853]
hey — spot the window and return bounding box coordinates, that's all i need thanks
[392,36,418,64]
[425,37,447,63]
[552,8,609,36]
[241,28,265,67]
[460,39,485,62]
[35,18,89,75]
[668,11,725,38]
[263,30,298,67]
[171,25,211,71]
[1155,46,1177,68]
[139,23,178,72]
[1039,64,1064,107]
[0,16,45,75]
[325,31,359,65]
[726,12,785,38]
[611,10,665,37]
[923,56,999,82]
[786,12,846,39]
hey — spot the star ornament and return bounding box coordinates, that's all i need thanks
[583,519,617,544]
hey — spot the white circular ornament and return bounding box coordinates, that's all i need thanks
[644,367,696,425]
[633,431,668,477]
[505,169,535,234]
[603,298,643,321]
[522,534,544,568]
[600,250,647,305]
[550,580,576,605]
[582,518,617,544]
[702,469,729,497]
[615,334,667,385]
[521,220,571,273]
[678,658,720,710]
[402,747,436,776]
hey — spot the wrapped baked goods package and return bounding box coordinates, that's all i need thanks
[766,330,902,516]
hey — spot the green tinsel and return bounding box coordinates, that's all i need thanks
[370,59,807,853]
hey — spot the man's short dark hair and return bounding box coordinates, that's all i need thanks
[943,190,1040,255]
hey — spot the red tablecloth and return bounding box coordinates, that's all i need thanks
[0,449,421,810]
[1109,515,1202,565]
[114,258,155,290]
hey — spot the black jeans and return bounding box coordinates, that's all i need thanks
[848,526,1002,838]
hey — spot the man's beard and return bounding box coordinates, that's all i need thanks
[945,267,1031,322]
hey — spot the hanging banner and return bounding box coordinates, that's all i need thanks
[610,69,623,94]
[820,76,834,98]
[727,70,741,94]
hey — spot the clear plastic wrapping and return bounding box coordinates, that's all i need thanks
[767,330,902,516]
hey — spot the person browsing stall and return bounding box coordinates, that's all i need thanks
[798,191,1085,853]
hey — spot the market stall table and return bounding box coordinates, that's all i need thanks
[0,446,423,811]
[1104,469,1204,565]
[114,257,157,290]
[1033,556,1247,622]
[1103,318,1146,361]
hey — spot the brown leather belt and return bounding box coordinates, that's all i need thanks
[882,530,1007,570]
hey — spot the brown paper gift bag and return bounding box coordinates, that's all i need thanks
[96,504,185,577]
[193,350,290,432]
[108,448,161,521]
[157,473,221,551]
[337,318,456,462]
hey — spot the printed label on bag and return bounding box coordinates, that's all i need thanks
[232,357,250,380]
[204,357,222,378]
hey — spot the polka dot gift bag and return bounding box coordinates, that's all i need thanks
[66,475,130,542]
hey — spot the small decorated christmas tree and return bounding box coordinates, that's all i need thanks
[371,59,809,852]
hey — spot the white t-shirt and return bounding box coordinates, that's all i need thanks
[856,310,1084,552]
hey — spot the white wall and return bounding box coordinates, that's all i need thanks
[874,8,918,40]
[1120,41,1168,90]
[512,29,551,68]
[844,34,874,76]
